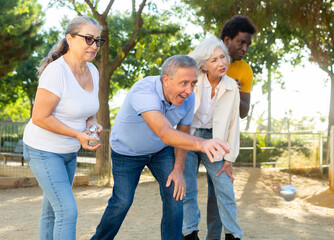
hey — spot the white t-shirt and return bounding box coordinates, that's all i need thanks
[23,56,99,153]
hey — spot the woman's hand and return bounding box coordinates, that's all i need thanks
[86,115,103,133]
[95,123,103,133]
[216,161,234,183]
[76,131,101,151]
[234,78,241,90]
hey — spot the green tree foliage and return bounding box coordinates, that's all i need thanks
[0,0,43,79]
[1,57,39,113]
[0,28,61,121]
[0,93,31,122]
[108,11,193,97]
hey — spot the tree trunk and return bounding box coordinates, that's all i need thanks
[266,66,272,142]
[245,102,256,131]
[95,22,112,176]
[326,74,334,165]
[267,66,272,133]
[328,74,334,134]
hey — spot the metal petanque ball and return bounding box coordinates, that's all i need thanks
[279,185,297,201]
[85,125,100,146]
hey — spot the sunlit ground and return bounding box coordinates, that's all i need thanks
[1,167,333,240]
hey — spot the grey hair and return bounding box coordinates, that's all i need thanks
[37,16,102,77]
[190,35,231,73]
[160,55,198,81]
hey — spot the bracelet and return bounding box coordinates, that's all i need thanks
[224,161,232,165]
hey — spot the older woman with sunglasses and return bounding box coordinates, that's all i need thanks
[22,16,104,240]
[182,36,242,240]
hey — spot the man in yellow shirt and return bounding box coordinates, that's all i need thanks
[223,16,256,119]
[206,16,257,240]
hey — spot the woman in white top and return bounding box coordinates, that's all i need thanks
[23,16,104,240]
[182,36,242,240]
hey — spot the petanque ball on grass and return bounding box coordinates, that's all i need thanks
[279,185,297,201]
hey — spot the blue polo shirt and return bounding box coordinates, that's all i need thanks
[110,75,195,156]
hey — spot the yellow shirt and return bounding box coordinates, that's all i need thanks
[226,59,253,93]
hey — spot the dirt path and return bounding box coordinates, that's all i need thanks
[1,167,334,240]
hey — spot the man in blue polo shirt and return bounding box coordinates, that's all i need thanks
[91,55,230,240]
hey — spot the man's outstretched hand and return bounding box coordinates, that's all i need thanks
[201,138,230,163]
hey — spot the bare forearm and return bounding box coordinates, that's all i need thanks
[160,128,204,152]
[167,124,189,201]
[31,88,100,151]
[32,115,81,139]
[173,124,190,171]
[142,110,229,162]
[239,92,251,119]
[32,88,82,139]
[239,99,250,119]
[174,148,187,171]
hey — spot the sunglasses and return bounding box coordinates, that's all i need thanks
[74,34,106,47]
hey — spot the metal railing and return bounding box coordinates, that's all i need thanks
[0,122,112,187]
[238,131,326,174]
[0,122,328,187]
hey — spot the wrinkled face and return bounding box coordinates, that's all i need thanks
[162,67,198,106]
[67,23,102,62]
[202,48,228,81]
[224,32,252,61]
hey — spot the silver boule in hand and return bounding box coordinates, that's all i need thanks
[85,125,100,146]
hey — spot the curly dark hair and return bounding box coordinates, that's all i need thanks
[220,15,257,41]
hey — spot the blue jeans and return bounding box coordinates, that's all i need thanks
[183,129,242,239]
[23,143,78,240]
[207,174,223,239]
[91,146,183,240]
